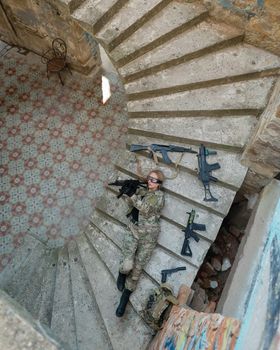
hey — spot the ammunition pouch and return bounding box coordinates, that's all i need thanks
[141,283,178,331]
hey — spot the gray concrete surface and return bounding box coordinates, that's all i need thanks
[51,247,77,349]
[96,0,170,50]
[128,115,258,149]
[119,20,243,80]
[125,44,280,96]
[110,1,207,64]
[68,240,112,350]
[127,77,276,113]
[0,290,64,350]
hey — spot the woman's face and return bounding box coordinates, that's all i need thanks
[147,172,160,191]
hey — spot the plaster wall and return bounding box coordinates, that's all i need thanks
[217,179,280,350]
[0,290,63,350]
[0,0,101,74]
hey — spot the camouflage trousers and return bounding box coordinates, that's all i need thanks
[119,223,159,291]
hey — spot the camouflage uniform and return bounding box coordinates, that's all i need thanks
[119,187,165,291]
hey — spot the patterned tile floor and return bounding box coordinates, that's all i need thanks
[0,47,128,269]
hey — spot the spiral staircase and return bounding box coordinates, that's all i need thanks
[1,1,280,349]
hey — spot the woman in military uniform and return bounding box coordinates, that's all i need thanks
[116,170,165,317]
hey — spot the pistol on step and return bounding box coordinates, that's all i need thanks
[161,266,186,283]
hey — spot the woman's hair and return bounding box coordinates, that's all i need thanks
[148,169,165,185]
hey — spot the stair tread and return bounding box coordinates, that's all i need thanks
[84,223,157,314]
[127,77,276,113]
[96,0,170,49]
[126,134,247,189]
[128,115,257,150]
[51,246,77,349]
[119,20,243,79]
[0,235,45,288]
[76,233,152,350]
[90,210,198,292]
[37,250,59,327]
[68,240,113,350]
[2,241,47,300]
[72,0,127,32]
[110,1,207,64]
[115,150,237,216]
[125,44,280,95]
[16,249,58,320]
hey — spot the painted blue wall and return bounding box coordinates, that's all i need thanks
[235,196,280,350]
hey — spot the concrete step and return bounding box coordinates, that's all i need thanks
[128,115,257,151]
[96,0,172,51]
[72,0,129,34]
[119,20,243,82]
[1,240,47,300]
[37,250,59,327]
[90,209,198,293]
[68,240,113,350]
[0,234,45,288]
[76,233,152,350]
[126,134,247,189]
[127,77,276,116]
[51,246,77,350]
[15,249,59,321]
[125,44,280,98]
[84,222,157,314]
[115,150,236,216]
[95,189,211,268]
[110,1,208,66]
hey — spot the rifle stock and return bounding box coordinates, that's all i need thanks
[130,143,197,165]
[130,145,149,152]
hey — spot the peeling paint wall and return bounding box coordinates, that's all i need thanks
[218,179,280,350]
[0,0,101,75]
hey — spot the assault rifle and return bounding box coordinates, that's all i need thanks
[197,144,221,202]
[130,144,197,165]
[181,210,206,258]
[161,266,186,283]
[108,179,146,198]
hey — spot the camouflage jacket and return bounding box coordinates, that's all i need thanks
[124,188,164,227]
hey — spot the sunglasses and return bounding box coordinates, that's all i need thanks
[147,176,162,184]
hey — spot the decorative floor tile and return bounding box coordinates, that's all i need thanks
[0,47,128,269]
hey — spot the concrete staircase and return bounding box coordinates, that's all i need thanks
[1,0,280,349]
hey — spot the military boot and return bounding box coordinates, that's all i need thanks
[116,289,132,317]
[117,272,127,291]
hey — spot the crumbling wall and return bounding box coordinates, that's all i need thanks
[0,0,101,75]
[202,0,280,56]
